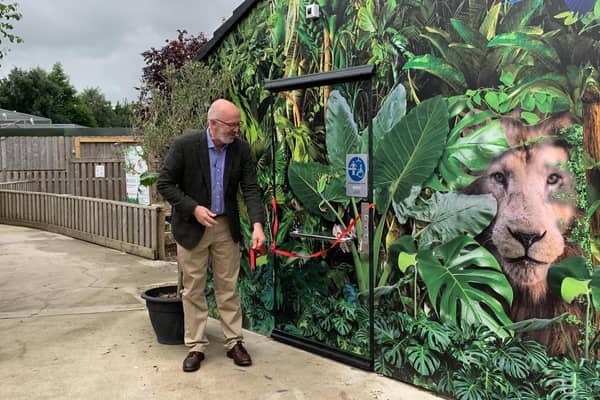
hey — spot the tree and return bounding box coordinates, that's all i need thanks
[0,63,96,126]
[47,63,95,125]
[78,88,114,127]
[0,66,61,118]
[0,2,22,66]
[111,101,133,127]
[134,61,227,164]
[140,29,207,92]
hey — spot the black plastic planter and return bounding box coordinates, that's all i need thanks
[141,285,184,345]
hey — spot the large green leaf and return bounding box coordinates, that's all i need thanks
[360,83,407,153]
[288,161,348,221]
[402,54,467,91]
[499,0,543,32]
[450,18,487,50]
[373,97,449,214]
[325,91,360,173]
[547,256,590,303]
[488,32,559,68]
[405,344,440,376]
[417,236,513,335]
[447,120,508,172]
[436,115,508,191]
[504,313,570,333]
[357,2,376,33]
[398,192,497,250]
[480,2,501,40]
[507,73,569,110]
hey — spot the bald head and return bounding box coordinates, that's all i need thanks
[208,99,240,121]
[207,99,241,148]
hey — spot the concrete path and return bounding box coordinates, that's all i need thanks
[0,224,443,400]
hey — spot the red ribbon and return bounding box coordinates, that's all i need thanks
[249,197,375,271]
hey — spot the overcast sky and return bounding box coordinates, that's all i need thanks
[0,0,243,104]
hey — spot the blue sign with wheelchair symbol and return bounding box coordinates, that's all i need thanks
[347,156,366,182]
[346,154,368,197]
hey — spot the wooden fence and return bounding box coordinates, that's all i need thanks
[1,159,126,200]
[0,179,39,191]
[69,159,126,200]
[0,188,165,259]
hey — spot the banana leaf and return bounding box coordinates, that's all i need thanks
[480,2,501,40]
[373,96,449,214]
[403,54,467,92]
[488,32,559,68]
[450,18,487,50]
[417,235,513,336]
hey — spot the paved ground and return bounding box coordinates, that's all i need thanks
[0,224,443,400]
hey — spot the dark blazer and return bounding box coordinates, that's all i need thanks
[157,130,265,250]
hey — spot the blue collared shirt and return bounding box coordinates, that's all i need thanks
[206,129,227,215]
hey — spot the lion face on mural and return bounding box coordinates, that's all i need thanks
[465,112,584,355]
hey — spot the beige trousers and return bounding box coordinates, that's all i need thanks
[177,216,243,352]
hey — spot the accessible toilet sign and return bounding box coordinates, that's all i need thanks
[346,154,368,198]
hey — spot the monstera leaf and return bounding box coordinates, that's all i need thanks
[396,192,497,250]
[435,111,509,191]
[374,96,449,214]
[417,235,513,335]
[326,91,361,173]
[288,161,348,221]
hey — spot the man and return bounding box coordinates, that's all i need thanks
[157,99,266,372]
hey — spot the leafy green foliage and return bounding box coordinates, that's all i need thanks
[543,358,600,400]
[417,235,513,334]
[394,192,497,249]
[78,88,133,127]
[134,61,227,164]
[286,293,369,355]
[372,302,572,400]
[374,96,449,212]
[431,110,509,191]
[0,63,96,126]
[287,161,347,221]
[548,256,591,304]
[237,259,275,336]
[0,2,22,65]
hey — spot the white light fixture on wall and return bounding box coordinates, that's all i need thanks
[306,3,319,19]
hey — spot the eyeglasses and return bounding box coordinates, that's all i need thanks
[212,118,241,129]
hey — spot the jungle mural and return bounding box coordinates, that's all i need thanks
[203,1,600,398]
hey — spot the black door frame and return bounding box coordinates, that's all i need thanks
[265,65,376,371]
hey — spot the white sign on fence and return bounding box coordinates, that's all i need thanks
[124,146,150,205]
[94,164,105,178]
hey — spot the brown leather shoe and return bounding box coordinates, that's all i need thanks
[182,351,205,372]
[226,341,252,366]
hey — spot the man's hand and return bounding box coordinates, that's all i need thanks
[193,205,217,227]
[252,223,266,249]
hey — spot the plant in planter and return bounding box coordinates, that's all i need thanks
[134,57,227,344]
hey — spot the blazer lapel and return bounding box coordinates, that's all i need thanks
[196,131,211,195]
